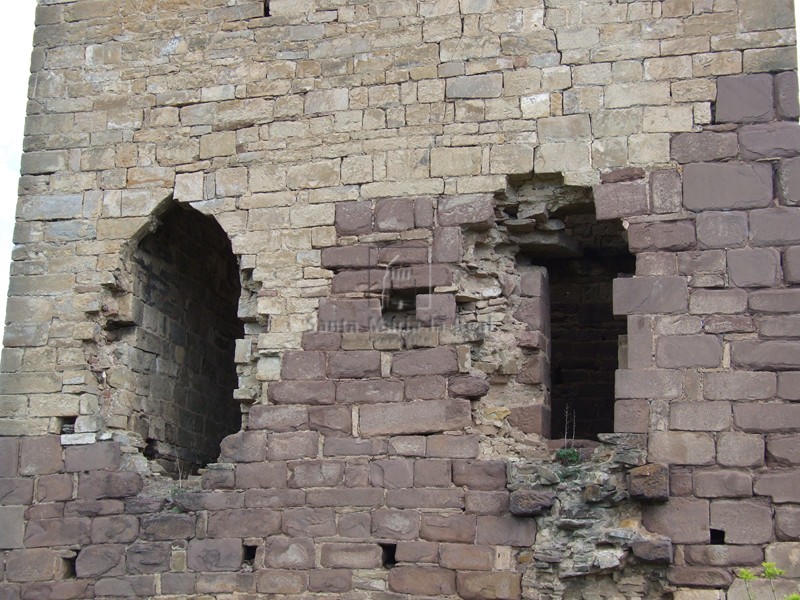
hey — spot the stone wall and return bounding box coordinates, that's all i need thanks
[0,0,799,598]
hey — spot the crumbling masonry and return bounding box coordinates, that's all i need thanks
[1,0,799,598]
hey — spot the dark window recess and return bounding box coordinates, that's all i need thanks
[62,556,77,579]
[264,0,270,16]
[382,289,418,330]
[710,529,726,545]
[60,417,77,435]
[129,203,243,477]
[380,543,397,568]
[243,545,258,567]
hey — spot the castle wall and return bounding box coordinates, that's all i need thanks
[0,0,799,598]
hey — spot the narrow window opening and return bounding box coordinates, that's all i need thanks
[710,529,726,545]
[382,289,418,330]
[264,0,271,16]
[61,556,77,579]
[380,543,397,568]
[60,416,77,435]
[125,203,243,477]
[242,544,258,567]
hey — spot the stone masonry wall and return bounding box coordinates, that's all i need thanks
[0,0,799,598]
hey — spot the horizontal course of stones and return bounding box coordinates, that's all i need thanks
[594,72,800,590]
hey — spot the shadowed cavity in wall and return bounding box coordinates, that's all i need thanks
[128,202,244,476]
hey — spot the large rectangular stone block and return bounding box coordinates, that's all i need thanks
[715,74,774,123]
[642,498,710,544]
[656,335,723,368]
[391,347,459,376]
[615,369,683,398]
[703,371,776,400]
[732,340,800,370]
[359,399,471,436]
[750,208,800,246]
[613,276,688,315]
[649,431,715,465]
[734,403,800,432]
[445,74,503,98]
[739,122,800,160]
[682,162,772,211]
[670,401,731,431]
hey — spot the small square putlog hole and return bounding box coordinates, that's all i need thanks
[710,529,726,545]
[243,544,258,567]
[380,543,397,568]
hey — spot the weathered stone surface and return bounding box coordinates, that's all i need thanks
[446,74,503,98]
[392,347,459,376]
[389,566,457,595]
[188,539,243,572]
[476,516,537,546]
[371,507,420,539]
[650,169,683,214]
[613,277,688,315]
[360,399,471,436]
[715,74,774,123]
[629,463,670,501]
[754,470,800,502]
[649,431,715,465]
[140,513,195,540]
[734,403,800,432]
[693,470,753,498]
[717,432,765,468]
[670,132,738,163]
[19,436,62,476]
[642,498,710,544]
[457,571,522,600]
[778,157,800,206]
[704,371,776,400]
[437,195,495,229]
[682,162,773,211]
[732,340,800,370]
[696,211,749,249]
[420,513,476,543]
[710,499,773,544]
[750,208,800,246]
[320,543,382,568]
[509,489,556,516]
[667,566,734,588]
[592,179,649,220]
[219,431,268,462]
[670,401,731,432]
[615,369,683,398]
[76,544,125,578]
[656,335,722,368]
[268,380,336,405]
[632,539,673,563]
[739,122,800,160]
[628,221,696,253]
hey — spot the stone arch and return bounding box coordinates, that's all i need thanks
[97,198,245,476]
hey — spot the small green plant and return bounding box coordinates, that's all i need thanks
[555,447,580,465]
[737,562,797,600]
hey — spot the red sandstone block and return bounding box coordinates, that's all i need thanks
[288,460,344,488]
[335,201,373,235]
[235,461,287,489]
[320,245,378,269]
[703,371,776,400]
[75,544,125,578]
[420,513,476,543]
[320,543,382,568]
[452,460,507,490]
[359,399,471,436]
[24,517,90,548]
[740,121,800,160]
[389,566,457,595]
[317,298,382,332]
[264,537,315,569]
[656,334,722,369]
[396,540,439,563]
[369,459,413,489]
[775,71,800,119]
[670,401,731,431]
[614,399,650,434]
[219,431,268,462]
[91,515,139,544]
[592,179,649,220]
[465,491,510,515]
[667,566,734,588]
[711,499,773,544]
[0,478,33,505]
[439,543,494,571]
[778,372,800,400]
[282,507,337,537]
[336,379,404,404]
[414,197,434,227]
[715,74,774,123]
[378,241,429,264]
[785,247,800,283]
[750,289,800,314]
[690,289,748,315]
[77,471,142,500]
[628,464,669,502]
[778,157,800,206]
[754,469,800,502]
[248,405,308,432]
[766,542,800,577]
[267,431,319,460]
[328,350,381,378]
[35,474,72,503]
[306,487,384,507]
[508,405,551,437]
[65,498,123,517]
[457,571,522,600]
[433,227,463,262]
[682,162,772,211]
[476,515,537,546]
[330,269,384,294]
[337,511,370,539]
[513,297,548,331]
[301,331,341,350]
[255,569,307,594]
[0,438,18,478]
[750,208,800,247]
[308,569,352,593]
[19,436,62,476]
[64,442,121,473]
[613,277,688,315]
[615,369,683,399]
[390,264,454,289]
[281,351,326,380]
[414,459,452,487]
[173,491,243,512]
[684,544,763,567]
[449,375,491,399]
[126,542,171,574]
[195,572,255,594]
[209,508,281,537]
[387,488,465,509]
[649,431,715,465]
[268,380,335,405]
[188,538,243,572]
[696,211,749,249]
[244,489,306,509]
[375,198,415,231]
[5,549,64,582]
[438,194,494,229]
[24,580,93,599]
[392,346,459,376]
[642,497,710,544]
[139,513,195,541]
[693,470,753,498]
[717,432,765,468]
[371,507,420,540]
[650,169,682,214]
[728,248,782,288]
[734,403,800,432]
[671,131,738,164]
[628,221,696,253]
[309,405,351,437]
[201,469,234,490]
[776,506,800,540]
[416,293,457,326]
[323,437,388,456]
[768,434,800,465]
[389,435,427,456]
[732,340,800,370]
